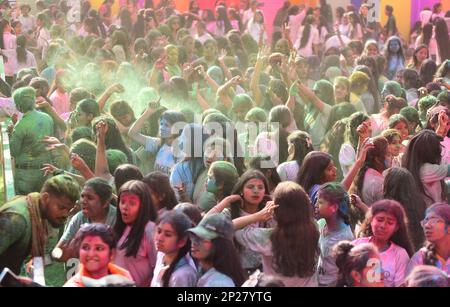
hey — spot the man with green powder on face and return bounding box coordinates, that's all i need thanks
[9,86,55,195]
[0,175,80,275]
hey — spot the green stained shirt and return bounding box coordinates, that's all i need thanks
[166,64,182,78]
[0,195,34,274]
[10,110,54,165]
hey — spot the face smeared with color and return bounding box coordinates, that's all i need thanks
[422,211,448,243]
[315,196,337,220]
[42,193,76,228]
[80,186,108,221]
[206,171,219,194]
[296,61,309,78]
[79,236,112,275]
[334,83,349,101]
[189,234,212,260]
[204,145,227,168]
[242,178,266,206]
[204,41,218,61]
[389,39,401,54]
[367,44,378,57]
[159,118,172,139]
[166,47,179,66]
[119,192,141,225]
[275,40,289,55]
[388,135,401,157]
[416,48,428,63]
[393,121,409,141]
[371,212,399,243]
[74,107,92,127]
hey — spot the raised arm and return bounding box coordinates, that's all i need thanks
[94,120,113,181]
[341,139,374,191]
[233,201,278,229]
[296,82,327,112]
[250,45,271,107]
[36,99,67,133]
[98,83,125,113]
[218,49,233,81]
[128,100,160,146]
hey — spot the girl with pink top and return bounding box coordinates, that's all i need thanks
[354,200,414,287]
[50,70,71,116]
[113,180,158,287]
[408,203,450,275]
[0,19,17,85]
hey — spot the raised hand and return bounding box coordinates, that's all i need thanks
[218,49,228,63]
[70,153,88,172]
[109,83,125,94]
[256,201,279,222]
[41,163,59,177]
[95,120,108,139]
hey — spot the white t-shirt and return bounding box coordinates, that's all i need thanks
[353,237,410,287]
[18,15,36,33]
[361,168,384,206]
[151,252,197,287]
[145,137,179,176]
[419,163,449,207]
[294,26,320,58]
[277,160,300,182]
[235,227,319,287]
[339,143,356,177]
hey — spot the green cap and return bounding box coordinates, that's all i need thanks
[188,213,234,241]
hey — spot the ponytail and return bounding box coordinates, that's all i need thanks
[16,35,27,64]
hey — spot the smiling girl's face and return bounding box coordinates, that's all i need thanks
[79,235,112,276]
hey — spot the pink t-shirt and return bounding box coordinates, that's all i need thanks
[408,247,450,275]
[114,221,157,287]
[50,89,70,116]
[353,237,410,287]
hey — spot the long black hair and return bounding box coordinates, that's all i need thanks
[157,211,193,287]
[114,180,157,257]
[403,130,444,203]
[0,19,10,49]
[435,17,450,63]
[299,15,315,49]
[297,151,333,193]
[142,171,178,211]
[383,167,427,251]
[287,130,313,168]
[16,35,28,64]
[354,136,388,198]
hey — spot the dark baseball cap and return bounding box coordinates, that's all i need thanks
[188,213,234,241]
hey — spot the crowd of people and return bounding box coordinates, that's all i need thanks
[0,0,449,287]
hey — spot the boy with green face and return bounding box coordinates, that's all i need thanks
[10,87,55,195]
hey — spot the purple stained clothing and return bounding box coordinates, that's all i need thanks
[114,221,157,287]
[352,237,410,287]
